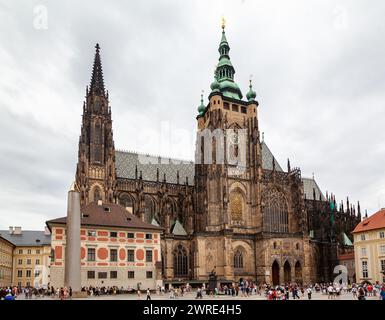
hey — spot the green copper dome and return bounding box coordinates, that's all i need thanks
[210,74,220,92]
[210,25,243,100]
[246,79,257,102]
[197,92,206,116]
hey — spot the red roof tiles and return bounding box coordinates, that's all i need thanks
[352,208,385,233]
[46,202,163,232]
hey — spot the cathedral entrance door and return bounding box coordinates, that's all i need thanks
[284,261,291,284]
[272,261,280,286]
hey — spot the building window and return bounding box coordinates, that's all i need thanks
[127,250,135,262]
[234,250,243,269]
[380,245,385,255]
[232,104,239,112]
[360,234,366,241]
[381,260,385,272]
[110,231,117,237]
[26,259,31,265]
[127,233,134,239]
[224,102,230,110]
[296,243,300,250]
[173,244,188,277]
[110,249,118,262]
[27,249,31,254]
[110,271,118,279]
[262,188,289,233]
[146,271,153,279]
[26,270,31,278]
[18,249,23,254]
[34,270,40,277]
[17,270,22,278]
[87,271,95,279]
[87,230,96,237]
[380,231,385,239]
[18,259,22,265]
[241,106,247,114]
[361,247,367,256]
[362,261,368,278]
[36,259,40,265]
[26,282,30,287]
[98,272,107,279]
[146,250,153,263]
[87,248,96,261]
[128,271,135,279]
[36,250,40,254]
[145,234,152,240]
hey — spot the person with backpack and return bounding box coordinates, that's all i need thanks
[358,286,366,300]
[307,287,312,300]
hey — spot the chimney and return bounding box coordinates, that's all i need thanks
[13,226,22,235]
[9,226,13,234]
[97,200,103,206]
[44,226,51,235]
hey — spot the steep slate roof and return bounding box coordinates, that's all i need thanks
[302,177,326,201]
[0,230,51,247]
[352,209,385,233]
[46,202,162,231]
[116,142,325,200]
[171,220,188,236]
[115,141,283,185]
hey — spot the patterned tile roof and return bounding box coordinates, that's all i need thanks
[0,230,51,247]
[116,143,325,201]
[115,141,283,185]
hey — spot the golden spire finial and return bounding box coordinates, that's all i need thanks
[221,16,226,30]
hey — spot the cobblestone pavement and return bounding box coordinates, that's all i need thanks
[15,291,381,301]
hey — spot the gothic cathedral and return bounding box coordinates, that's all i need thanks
[74,26,361,285]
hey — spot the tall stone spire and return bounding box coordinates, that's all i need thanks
[211,19,243,100]
[89,43,106,97]
[75,43,117,206]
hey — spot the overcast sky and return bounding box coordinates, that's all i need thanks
[1,0,385,230]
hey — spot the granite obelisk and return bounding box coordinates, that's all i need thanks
[64,182,82,294]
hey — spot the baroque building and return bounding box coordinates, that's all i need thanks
[72,25,361,286]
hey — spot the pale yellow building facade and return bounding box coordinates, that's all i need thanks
[0,227,51,288]
[0,236,14,287]
[353,209,385,284]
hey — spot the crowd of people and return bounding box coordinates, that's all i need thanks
[1,281,384,300]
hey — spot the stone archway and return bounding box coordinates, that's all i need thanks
[272,260,280,286]
[284,261,291,284]
[295,261,302,284]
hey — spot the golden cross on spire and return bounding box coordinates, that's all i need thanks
[221,16,226,30]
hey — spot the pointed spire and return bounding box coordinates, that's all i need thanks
[357,201,361,219]
[246,77,257,102]
[89,43,106,97]
[365,209,368,219]
[287,158,291,172]
[211,19,243,100]
[197,90,206,116]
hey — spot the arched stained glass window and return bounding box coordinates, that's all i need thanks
[173,244,188,277]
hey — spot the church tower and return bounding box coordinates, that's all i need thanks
[75,44,117,206]
[195,21,262,234]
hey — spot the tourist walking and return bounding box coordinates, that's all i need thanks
[146,288,151,300]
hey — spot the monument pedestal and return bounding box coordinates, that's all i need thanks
[72,291,88,299]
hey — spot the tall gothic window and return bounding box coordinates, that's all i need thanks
[230,192,243,222]
[173,244,188,277]
[234,249,243,269]
[93,187,101,203]
[263,188,289,233]
[119,193,134,213]
[144,195,155,223]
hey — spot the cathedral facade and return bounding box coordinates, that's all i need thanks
[74,27,361,286]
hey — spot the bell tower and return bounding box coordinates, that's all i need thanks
[75,44,117,206]
[195,22,263,233]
